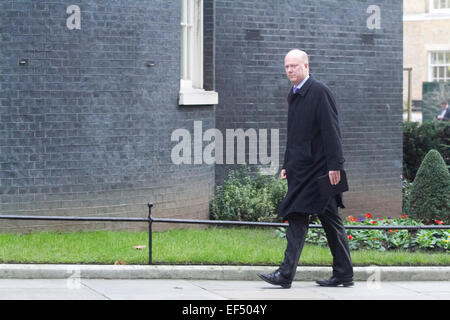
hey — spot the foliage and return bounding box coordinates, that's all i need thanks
[402,178,412,215]
[409,149,450,221]
[276,213,449,252]
[403,121,450,181]
[210,166,287,222]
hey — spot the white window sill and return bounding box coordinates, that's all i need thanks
[403,11,450,21]
[178,88,218,106]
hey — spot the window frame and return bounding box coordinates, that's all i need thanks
[179,0,218,106]
[428,51,450,82]
[429,0,450,13]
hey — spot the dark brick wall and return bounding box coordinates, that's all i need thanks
[0,0,404,233]
[204,0,215,92]
[213,0,403,217]
[0,0,215,232]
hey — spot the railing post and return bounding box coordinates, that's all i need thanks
[148,202,153,265]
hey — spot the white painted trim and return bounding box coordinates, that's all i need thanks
[180,0,203,89]
[403,12,450,21]
[192,0,203,89]
[429,0,450,13]
[425,44,450,51]
[179,0,216,106]
[180,79,193,90]
[179,87,218,105]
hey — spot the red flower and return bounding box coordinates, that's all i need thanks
[365,213,372,219]
[350,217,358,222]
[401,215,408,219]
[347,235,353,240]
[378,218,383,221]
[435,220,444,225]
[388,229,392,233]
[371,221,377,224]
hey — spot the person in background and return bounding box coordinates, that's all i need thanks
[437,101,449,121]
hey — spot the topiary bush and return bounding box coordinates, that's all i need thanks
[210,166,287,222]
[409,149,450,221]
[403,121,450,181]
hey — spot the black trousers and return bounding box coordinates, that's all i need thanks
[279,198,353,281]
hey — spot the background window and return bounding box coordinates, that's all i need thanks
[429,51,450,82]
[179,0,218,105]
[180,0,202,90]
[431,0,450,10]
[181,0,193,83]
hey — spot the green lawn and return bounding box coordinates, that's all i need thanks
[0,227,448,266]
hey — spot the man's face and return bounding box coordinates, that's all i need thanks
[285,55,308,86]
[442,103,448,110]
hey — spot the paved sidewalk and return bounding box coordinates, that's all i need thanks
[0,279,449,300]
[1,264,449,301]
[1,264,450,281]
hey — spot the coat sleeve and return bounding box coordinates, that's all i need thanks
[316,87,345,171]
[282,124,289,170]
[282,94,292,171]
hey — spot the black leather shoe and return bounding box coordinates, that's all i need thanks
[258,270,292,288]
[316,276,354,287]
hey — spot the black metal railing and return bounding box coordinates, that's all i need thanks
[0,202,448,265]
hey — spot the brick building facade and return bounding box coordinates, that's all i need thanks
[0,0,403,232]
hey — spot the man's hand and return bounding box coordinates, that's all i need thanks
[329,170,340,185]
[281,169,287,180]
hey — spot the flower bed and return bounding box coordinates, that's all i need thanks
[342,214,449,251]
[277,214,449,252]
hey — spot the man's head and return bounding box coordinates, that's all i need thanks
[284,49,309,86]
[441,101,449,109]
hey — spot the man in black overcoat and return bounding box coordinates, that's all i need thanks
[258,49,354,288]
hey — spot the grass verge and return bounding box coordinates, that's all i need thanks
[0,227,448,266]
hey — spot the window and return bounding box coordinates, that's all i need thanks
[179,0,218,105]
[181,0,196,88]
[429,51,450,82]
[430,0,450,12]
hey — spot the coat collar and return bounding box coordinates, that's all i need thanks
[295,74,314,96]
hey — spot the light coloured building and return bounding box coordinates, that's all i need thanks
[403,0,450,121]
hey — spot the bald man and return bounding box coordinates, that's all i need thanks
[258,49,354,288]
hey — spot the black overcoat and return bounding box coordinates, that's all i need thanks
[277,75,345,218]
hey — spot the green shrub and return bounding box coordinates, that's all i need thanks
[403,121,450,181]
[402,178,412,214]
[409,149,450,221]
[210,166,287,222]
